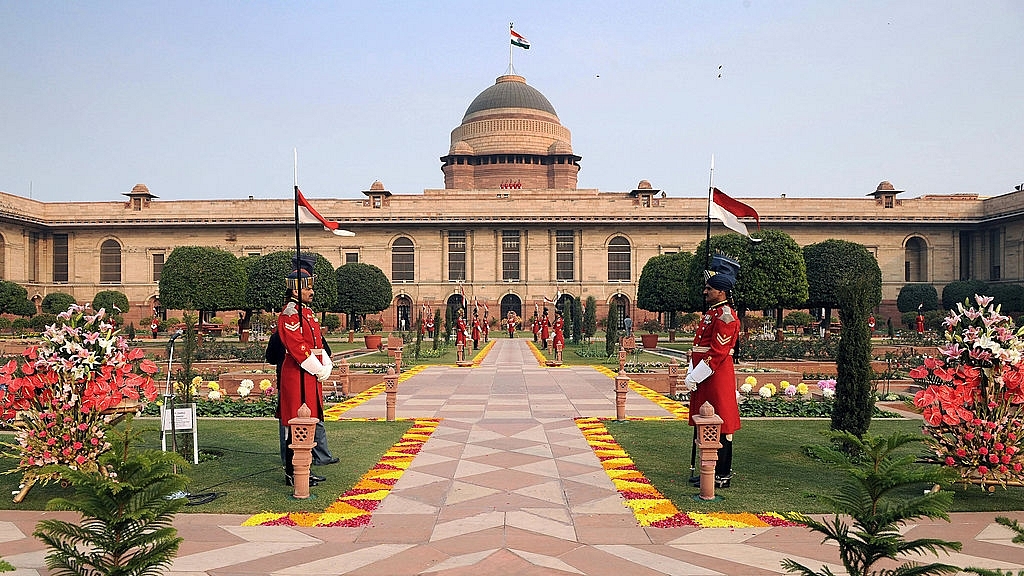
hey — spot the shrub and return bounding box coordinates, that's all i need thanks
[40,292,76,315]
[322,313,340,332]
[91,289,129,317]
[896,283,940,312]
[942,280,989,310]
[991,283,1024,316]
[639,319,662,334]
[782,310,814,327]
[29,313,58,330]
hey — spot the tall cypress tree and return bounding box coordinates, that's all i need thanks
[583,296,598,343]
[605,304,620,358]
[571,296,584,344]
[432,309,442,350]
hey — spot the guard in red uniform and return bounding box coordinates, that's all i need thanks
[277,255,334,486]
[455,309,469,348]
[471,314,481,350]
[552,311,565,350]
[685,255,742,488]
[507,311,517,338]
[916,310,925,336]
[540,308,551,350]
[425,313,435,338]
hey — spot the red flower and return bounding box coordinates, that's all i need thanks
[924,357,945,369]
[978,465,990,475]
[934,367,956,382]
[989,454,999,463]
[945,457,956,466]
[909,366,930,380]
[922,407,943,426]
[979,447,989,455]
[139,359,158,375]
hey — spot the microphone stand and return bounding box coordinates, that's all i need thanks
[164,330,183,476]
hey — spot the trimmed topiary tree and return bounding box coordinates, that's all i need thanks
[991,283,1024,316]
[92,290,130,320]
[605,303,620,358]
[583,296,597,343]
[40,292,76,315]
[896,283,940,313]
[0,281,37,316]
[941,279,989,311]
[334,263,392,330]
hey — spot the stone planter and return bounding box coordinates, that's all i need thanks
[363,334,382,350]
[640,333,659,349]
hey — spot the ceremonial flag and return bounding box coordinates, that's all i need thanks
[296,187,355,236]
[511,28,530,49]
[709,188,760,238]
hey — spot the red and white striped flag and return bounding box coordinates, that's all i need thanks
[511,28,530,49]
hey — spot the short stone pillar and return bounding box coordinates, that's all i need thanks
[691,401,724,501]
[394,348,403,374]
[667,358,679,396]
[618,345,627,372]
[288,403,319,499]
[555,341,563,363]
[456,342,472,367]
[384,368,398,421]
[348,329,355,343]
[615,369,629,421]
[338,357,350,397]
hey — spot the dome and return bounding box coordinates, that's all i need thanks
[463,75,558,121]
[876,181,895,192]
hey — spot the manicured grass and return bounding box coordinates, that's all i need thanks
[605,418,1024,514]
[0,418,412,514]
[5,416,1022,517]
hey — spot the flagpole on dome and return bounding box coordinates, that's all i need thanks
[509,22,514,74]
[705,154,715,271]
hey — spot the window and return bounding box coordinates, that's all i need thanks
[448,230,466,281]
[152,253,165,282]
[392,237,414,282]
[28,233,39,283]
[959,231,972,280]
[607,236,631,281]
[100,239,121,283]
[345,251,359,264]
[556,230,574,281]
[904,237,927,283]
[502,230,520,281]
[53,234,68,283]
[372,195,382,209]
[990,229,1001,281]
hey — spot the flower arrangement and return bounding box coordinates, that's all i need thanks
[796,382,809,396]
[207,381,222,401]
[759,384,775,398]
[259,378,275,395]
[911,295,1024,487]
[0,305,159,481]
[784,383,798,397]
[818,378,837,399]
[238,379,254,397]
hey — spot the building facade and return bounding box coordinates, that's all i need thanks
[0,73,1021,329]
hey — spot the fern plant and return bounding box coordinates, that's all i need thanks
[782,430,963,576]
[33,420,188,576]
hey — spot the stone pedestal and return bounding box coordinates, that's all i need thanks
[288,403,319,499]
[618,346,627,372]
[338,358,350,397]
[615,370,629,421]
[394,348,403,374]
[667,358,679,396]
[692,401,724,501]
[348,329,355,343]
[384,368,398,421]
[456,342,472,367]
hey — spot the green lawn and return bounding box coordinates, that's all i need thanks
[4,416,1023,517]
[604,418,1024,514]
[1,418,412,514]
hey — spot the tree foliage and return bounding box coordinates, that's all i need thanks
[334,263,392,320]
[831,257,881,437]
[570,296,584,344]
[804,239,882,312]
[637,252,692,316]
[896,283,940,313]
[583,296,597,341]
[745,229,809,326]
[605,302,620,357]
[686,234,752,313]
[159,246,246,312]
[92,290,130,317]
[0,281,37,316]
[991,283,1024,316]
[245,251,337,313]
[41,292,76,315]
[941,279,989,311]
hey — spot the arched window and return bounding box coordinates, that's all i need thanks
[905,237,927,282]
[607,236,631,282]
[392,237,414,282]
[100,239,122,284]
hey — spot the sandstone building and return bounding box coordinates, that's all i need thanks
[0,73,1021,330]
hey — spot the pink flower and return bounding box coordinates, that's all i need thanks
[89,437,99,446]
[945,457,956,466]
[994,443,1005,451]
[956,448,967,457]
[989,454,999,463]
[1015,463,1023,472]
[979,447,989,455]
[1002,455,1011,464]
[964,432,975,441]
[978,465,990,475]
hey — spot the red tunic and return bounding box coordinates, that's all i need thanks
[277,301,325,425]
[456,317,468,346]
[540,316,550,341]
[552,316,565,348]
[472,319,481,341]
[688,301,741,434]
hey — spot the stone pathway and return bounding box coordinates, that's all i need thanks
[2,339,1023,575]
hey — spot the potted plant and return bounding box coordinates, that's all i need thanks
[362,316,384,350]
[639,319,662,349]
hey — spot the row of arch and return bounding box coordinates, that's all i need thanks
[389,291,633,332]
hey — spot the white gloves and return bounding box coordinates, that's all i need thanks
[300,353,325,378]
[319,352,334,382]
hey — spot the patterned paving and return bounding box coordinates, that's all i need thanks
[2,339,1023,575]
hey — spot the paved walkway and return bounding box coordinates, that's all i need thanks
[3,339,1023,575]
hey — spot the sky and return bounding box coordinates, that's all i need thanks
[2,1,1022,203]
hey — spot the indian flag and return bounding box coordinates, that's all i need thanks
[511,28,530,49]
